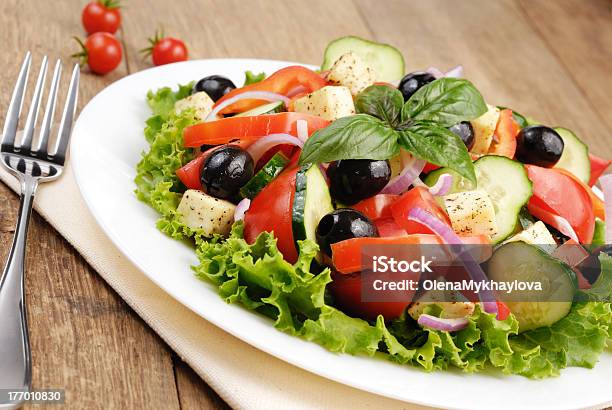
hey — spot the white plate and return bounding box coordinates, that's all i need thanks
[71,59,612,410]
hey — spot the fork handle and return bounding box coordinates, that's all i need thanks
[0,175,38,398]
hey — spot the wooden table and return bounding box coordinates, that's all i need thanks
[0,0,610,408]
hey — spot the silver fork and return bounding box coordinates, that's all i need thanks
[0,53,79,407]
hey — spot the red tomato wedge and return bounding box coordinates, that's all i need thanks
[496,301,511,321]
[556,168,606,221]
[183,112,330,147]
[214,66,328,114]
[589,153,611,187]
[488,109,519,158]
[390,187,452,235]
[352,194,399,221]
[331,234,492,274]
[176,141,253,190]
[329,272,411,320]
[525,165,595,243]
[244,167,299,263]
[375,218,408,238]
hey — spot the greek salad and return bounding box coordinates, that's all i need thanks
[135,36,612,378]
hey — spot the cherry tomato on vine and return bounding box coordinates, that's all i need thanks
[142,31,188,66]
[73,33,122,75]
[82,0,122,34]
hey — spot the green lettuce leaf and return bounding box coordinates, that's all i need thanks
[244,70,266,85]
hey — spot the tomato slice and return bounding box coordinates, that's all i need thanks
[244,167,299,263]
[589,153,611,187]
[488,109,519,158]
[183,112,329,147]
[390,187,452,235]
[496,301,511,321]
[556,168,606,221]
[329,272,411,321]
[352,194,399,221]
[526,165,594,243]
[330,234,492,274]
[176,141,252,190]
[214,66,328,114]
[375,218,408,238]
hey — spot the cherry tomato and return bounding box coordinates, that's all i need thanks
[82,0,121,34]
[525,165,594,243]
[73,33,122,75]
[152,37,188,66]
[390,187,452,235]
[352,194,399,221]
[489,109,519,158]
[244,167,299,263]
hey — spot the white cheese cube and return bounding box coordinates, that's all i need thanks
[470,104,500,154]
[443,190,498,237]
[174,91,214,121]
[292,86,355,121]
[327,52,378,96]
[503,221,557,254]
[177,190,235,236]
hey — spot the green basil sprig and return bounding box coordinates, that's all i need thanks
[299,79,487,183]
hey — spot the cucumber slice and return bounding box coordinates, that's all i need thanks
[423,167,475,195]
[321,36,405,82]
[496,106,529,129]
[474,156,533,243]
[292,164,334,252]
[553,127,591,184]
[235,101,285,117]
[488,241,577,332]
[589,218,606,250]
[240,153,288,199]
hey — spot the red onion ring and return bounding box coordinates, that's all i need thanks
[417,314,469,332]
[246,133,303,164]
[234,198,250,221]
[407,207,499,318]
[205,91,290,122]
[600,174,612,243]
[425,67,445,78]
[428,173,454,196]
[426,65,464,79]
[296,120,308,143]
[381,153,425,195]
[528,202,580,243]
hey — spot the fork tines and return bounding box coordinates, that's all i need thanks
[1,52,80,167]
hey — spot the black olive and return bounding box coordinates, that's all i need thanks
[577,245,612,285]
[448,121,475,150]
[193,75,236,102]
[398,72,436,101]
[327,159,391,205]
[515,125,564,167]
[316,209,378,257]
[200,146,254,200]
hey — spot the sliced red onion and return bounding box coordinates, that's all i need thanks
[418,314,469,332]
[234,198,250,221]
[381,154,425,195]
[407,207,499,318]
[426,65,464,79]
[287,85,308,98]
[206,91,290,122]
[296,120,308,143]
[600,174,612,243]
[530,202,580,243]
[428,173,453,196]
[246,133,303,164]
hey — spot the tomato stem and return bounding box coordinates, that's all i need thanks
[71,37,88,68]
[100,0,121,9]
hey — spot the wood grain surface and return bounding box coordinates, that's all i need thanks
[0,0,610,408]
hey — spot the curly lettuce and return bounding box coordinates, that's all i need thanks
[136,85,611,378]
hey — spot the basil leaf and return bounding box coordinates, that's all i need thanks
[401,78,487,127]
[355,85,404,127]
[299,114,399,165]
[397,121,476,183]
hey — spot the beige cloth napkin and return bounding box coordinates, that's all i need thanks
[0,164,425,410]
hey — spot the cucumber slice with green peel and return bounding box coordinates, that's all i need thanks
[292,164,334,252]
[423,167,475,195]
[553,127,591,184]
[487,241,577,332]
[525,116,540,126]
[321,36,405,82]
[240,153,289,199]
[235,101,286,117]
[497,106,529,129]
[588,218,606,250]
[474,155,533,243]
